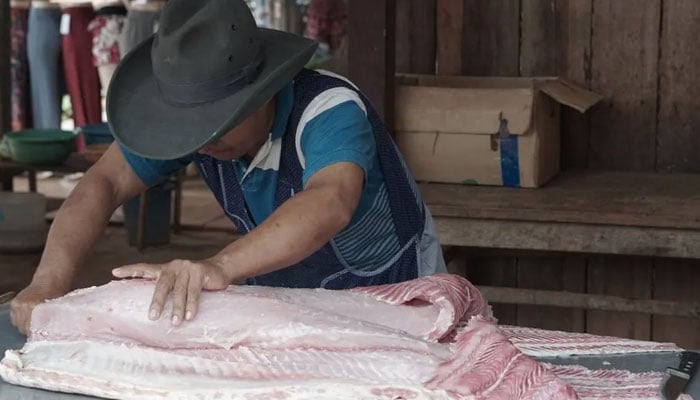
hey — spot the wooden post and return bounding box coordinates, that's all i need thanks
[137,192,149,252]
[173,173,183,234]
[28,171,37,192]
[652,0,700,350]
[461,0,520,76]
[436,0,463,75]
[0,0,10,138]
[348,0,396,129]
[588,0,660,171]
[517,0,587,333]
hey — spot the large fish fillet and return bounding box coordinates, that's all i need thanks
[1,274,578,400]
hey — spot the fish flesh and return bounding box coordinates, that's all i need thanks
[1,274,578,399]
[544,364,665,400]
[501,325,680,358]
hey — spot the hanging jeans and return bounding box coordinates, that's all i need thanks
[62,6,102,127]
[27,6,62,129]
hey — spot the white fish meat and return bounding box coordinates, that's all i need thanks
[1,274,578,400]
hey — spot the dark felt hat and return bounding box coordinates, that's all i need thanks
[106,0,317,159]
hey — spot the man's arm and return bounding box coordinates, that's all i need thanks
[10,143,148,334]
[113,161,364,325]
[212,161,364,279]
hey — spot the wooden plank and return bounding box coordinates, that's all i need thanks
[461,0,520,76]
[586,256,652,340]
[517,256,586,332]
[384,0,396,130]
[481,285,700,317]
[433,217,700,259]
[394,0,411,73]
[456,0,518,329]
[419,171,700,230]
[559,0,593,169]
[520,0,565,77]
[0,0,10,139]
[348,0,396,124]
[518,2,586,334]
[395,0,437,74]
[516,0,594,168]
[656,0,700,173]
[520,1,578,328]
[409,0,436,74]
[464,252,518,325]
[652,259,700,349]
[588,0,660,171]
[436,0,463,75]
[650,1,700,350]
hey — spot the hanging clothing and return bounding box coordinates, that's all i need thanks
[88,6,127,67]
[305,0,347,52]
[27,5,63,129]
[118,2,164,57]
[10,5,30,131]
[62,5,102,127]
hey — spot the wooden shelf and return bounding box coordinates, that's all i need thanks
[422,171,700,258]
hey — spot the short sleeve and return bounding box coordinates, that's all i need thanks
[118,144,194,187]
[300,100,375,186]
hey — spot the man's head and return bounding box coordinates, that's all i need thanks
[197,98,275,161]
[106,0,317,160]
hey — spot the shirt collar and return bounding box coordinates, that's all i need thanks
[234,82,293,177]
[270,82,294,140]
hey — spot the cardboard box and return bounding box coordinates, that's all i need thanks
[394,74,603,187]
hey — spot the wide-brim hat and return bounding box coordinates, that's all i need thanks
[106,0,317,160]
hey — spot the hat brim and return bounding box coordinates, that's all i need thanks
[106,29,317,160]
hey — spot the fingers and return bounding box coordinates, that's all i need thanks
[10,299,31,336]
[185,273,202,321]
[22,313,30,336]
[171,265,204,324]
[9,300,21,334]
[113,264,161,280]
[149,271,175,321]
[170,274,189,326]
[118,260,209,326]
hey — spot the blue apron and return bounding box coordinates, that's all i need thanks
[195,70,424,289]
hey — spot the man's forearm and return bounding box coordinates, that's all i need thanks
[32,175,123,290]
[208,186,354,283]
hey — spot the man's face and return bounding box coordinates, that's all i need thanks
[197,101,272,160]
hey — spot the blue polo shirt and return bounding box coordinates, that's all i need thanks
[119,72,445,276]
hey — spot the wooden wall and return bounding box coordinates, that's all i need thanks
[395,0,700,348]
[0,0,10,139]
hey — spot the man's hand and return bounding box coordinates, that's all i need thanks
[112,259,230,325]
[11,282,69,336]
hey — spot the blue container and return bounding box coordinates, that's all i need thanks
[123,182,173,247]
[79,123,114,146]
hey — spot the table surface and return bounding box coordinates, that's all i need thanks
[0,154,94,174]
[0,305,697,399]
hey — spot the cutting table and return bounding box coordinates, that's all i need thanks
[0,304,697,399]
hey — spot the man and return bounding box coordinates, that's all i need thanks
[11,0,446,335]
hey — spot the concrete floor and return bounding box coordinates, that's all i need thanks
[1,174,237,295]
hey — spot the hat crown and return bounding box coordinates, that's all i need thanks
[152,0,262,88]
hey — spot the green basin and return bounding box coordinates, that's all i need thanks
[3,129,76,165]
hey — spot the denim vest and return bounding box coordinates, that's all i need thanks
[195,70,424,289]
